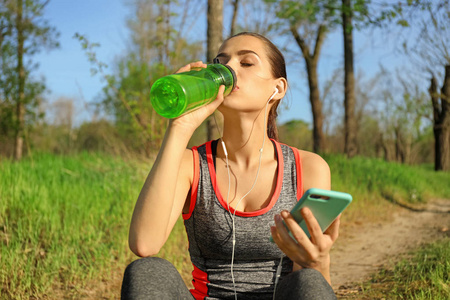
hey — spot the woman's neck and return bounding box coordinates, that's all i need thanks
[218,111,274,169]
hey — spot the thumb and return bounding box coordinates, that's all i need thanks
[204,85,225,114]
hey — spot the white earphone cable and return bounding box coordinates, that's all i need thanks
[217,89,277,300]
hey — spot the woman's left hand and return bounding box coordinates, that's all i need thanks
[270,207,340,284]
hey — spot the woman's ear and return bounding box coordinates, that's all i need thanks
[273,78,287,101]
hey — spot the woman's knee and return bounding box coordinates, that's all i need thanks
[124,256,176,278]
[122,257,189,300]
[276,268,336,300]
[293,268,327,283]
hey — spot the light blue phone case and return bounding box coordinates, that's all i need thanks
[270,188,352,241]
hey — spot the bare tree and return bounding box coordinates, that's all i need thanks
[402,3,450,170]
[429,66,450,171]
[269,0,341,153]
[229,0,239,36]
[289,24,328,153]
[342,0,357,158]
[206,0,224,141]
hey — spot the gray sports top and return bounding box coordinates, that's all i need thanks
[183,139,303,299]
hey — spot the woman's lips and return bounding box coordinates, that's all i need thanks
[233,85,239,92]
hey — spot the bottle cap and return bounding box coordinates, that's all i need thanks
[212,60,237,90]
[222,64,237,91]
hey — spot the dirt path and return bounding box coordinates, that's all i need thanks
[330,198,450,296]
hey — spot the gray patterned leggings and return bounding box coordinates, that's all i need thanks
[121,257,337,300]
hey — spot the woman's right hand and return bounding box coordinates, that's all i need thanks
[169,61,225,133]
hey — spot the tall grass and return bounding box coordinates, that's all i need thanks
[326,154,450,203]
[0,153,144,299]
[1,152,449,298]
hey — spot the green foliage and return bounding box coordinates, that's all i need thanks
[0,0,59,156]
[267,0,341,28]
[75,1,204,156]
[27,119,136,158]
[278,119,313,151]
[360,239,450,299]
[73,33,107,76]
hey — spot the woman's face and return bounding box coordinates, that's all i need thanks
[215,35,278,113]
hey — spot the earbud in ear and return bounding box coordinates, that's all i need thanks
[267,88,279,103]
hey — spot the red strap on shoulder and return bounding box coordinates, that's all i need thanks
[291,147,303,200]
[183,147,199,220]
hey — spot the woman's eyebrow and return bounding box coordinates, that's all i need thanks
[216,49,260,58]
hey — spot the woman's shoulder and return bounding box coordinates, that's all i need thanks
[297,149,328,168]
[294,148,330,190]
[180,148,195,183]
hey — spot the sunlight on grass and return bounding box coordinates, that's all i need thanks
[0,153,142,299]
[359,239,450,299]
[1,152,449,298]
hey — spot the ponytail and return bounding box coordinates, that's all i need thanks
[267,102,280,141]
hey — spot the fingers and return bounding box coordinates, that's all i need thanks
[271,212,318,268]
[280,211,310,245]
[300,207,323,244]
[274,208,338,251]
[271,214,298,257]
[175,61,207,74]
[271,209,340,278]
[273,214,294,243]
[202,85,225,115]
[324,214,340,242]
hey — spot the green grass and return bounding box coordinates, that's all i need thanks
[0,152,449,298]
[357,239,450,299]
[325,154,450,222]
[0,153,144,299]
[326,154,450,203]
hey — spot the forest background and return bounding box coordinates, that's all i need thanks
[0,0,449,169]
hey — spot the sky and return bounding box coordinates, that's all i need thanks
[34,0,408,127]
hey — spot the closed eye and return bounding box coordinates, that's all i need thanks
[241,62,254,67]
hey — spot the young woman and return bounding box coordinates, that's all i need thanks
[121,32,339,300]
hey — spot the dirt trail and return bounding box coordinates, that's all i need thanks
[330,198,450,296]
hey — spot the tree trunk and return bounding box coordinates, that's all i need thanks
[429,65,450,171]
[307,62,325,153]
[342,0,357,158]
[230,0,239,36]
[14,0,25,160]
[290,26,326,153]
[394,126,405,163]
[439,65,450,170]
[430,76,441,169]
[206,0,224,141]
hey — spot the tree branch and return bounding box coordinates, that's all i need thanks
[230,0,239,36]
[313,24,327,63]
[289,25,311,63]
[429,76,441,123]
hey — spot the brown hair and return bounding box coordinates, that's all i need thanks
[224,32,287,141]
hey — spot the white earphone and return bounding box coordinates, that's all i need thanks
[219,86,282,300]
[267,88,279,103]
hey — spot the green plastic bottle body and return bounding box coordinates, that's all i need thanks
[150,64,235,118]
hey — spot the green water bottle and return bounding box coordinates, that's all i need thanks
[150,64,236,118]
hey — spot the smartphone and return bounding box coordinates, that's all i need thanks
[270,188,352,241]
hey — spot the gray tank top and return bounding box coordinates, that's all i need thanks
[183,139,303,299]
